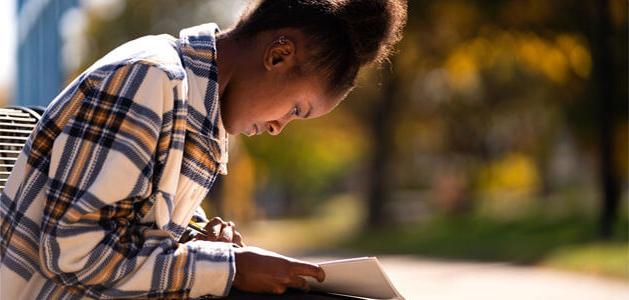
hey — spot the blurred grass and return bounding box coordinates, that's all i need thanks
[239,194,364,254]
[343,213,628,280]
[543,242,628,279]
[241,195,628,280]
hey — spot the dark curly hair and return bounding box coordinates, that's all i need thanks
[233,0,407,96]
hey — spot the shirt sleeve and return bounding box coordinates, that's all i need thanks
[38,63,235,299]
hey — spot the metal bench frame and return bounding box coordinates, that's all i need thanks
[0,106,45,191]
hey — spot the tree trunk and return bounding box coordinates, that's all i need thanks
[366,67,400,228]
[592,0,620,239]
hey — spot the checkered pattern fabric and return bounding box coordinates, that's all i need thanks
[0,23,234,299]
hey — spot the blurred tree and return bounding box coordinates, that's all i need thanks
[242,113,366,216]
[591,0,622,239]
[366,64,400,227]
[354,0,627,229]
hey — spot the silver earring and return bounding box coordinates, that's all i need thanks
[277,36,288,45]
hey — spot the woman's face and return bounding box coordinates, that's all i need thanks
[219,33,342,136]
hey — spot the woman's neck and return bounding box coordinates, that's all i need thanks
[215,30,240,100]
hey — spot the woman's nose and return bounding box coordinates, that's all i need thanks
[267,120,286,136]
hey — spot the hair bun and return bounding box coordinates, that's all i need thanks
[235,0,407,94]
[335,0,407,65]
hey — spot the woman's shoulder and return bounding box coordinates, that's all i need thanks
[85,34,187,83]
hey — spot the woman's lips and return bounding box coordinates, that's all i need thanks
[247,124,258,136]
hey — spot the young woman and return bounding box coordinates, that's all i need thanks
[0,0,406,298]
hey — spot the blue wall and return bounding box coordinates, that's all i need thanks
[16,0,77,107]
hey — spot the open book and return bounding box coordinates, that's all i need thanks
[305,257,405,300]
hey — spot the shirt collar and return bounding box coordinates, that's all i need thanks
[177,23,229,174]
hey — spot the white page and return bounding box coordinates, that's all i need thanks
[305,257,405,300]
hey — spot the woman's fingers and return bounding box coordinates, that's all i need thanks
[204,217,226,240]
[219,223,233,242]
[271,284,287,295]
[289,261,325,282]
[197,217,245,246]
[232,247,325,295]
[286,275,309,291]
[233,231,246,247]
[259,270,311,294]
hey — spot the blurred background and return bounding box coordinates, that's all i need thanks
[1,0,627,294]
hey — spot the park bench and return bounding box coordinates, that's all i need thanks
[0,106,44,192]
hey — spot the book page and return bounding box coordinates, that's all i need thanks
[305,257,405,300]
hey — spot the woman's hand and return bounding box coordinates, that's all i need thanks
[232,247,326,295]
[195,217,245,247]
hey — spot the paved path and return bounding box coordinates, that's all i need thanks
[302,256,629,300]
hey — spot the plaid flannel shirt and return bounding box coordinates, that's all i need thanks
[0,23,235,299]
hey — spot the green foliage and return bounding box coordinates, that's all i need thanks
[344,214,628,268]
[544,242,629,279]
[242,113,366,199]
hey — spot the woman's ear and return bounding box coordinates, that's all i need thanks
[263,36,296,71]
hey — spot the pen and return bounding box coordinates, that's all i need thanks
[188,222,209,236]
